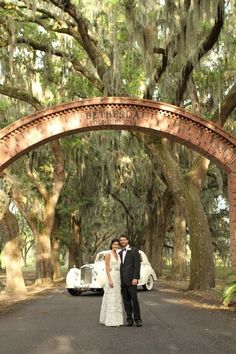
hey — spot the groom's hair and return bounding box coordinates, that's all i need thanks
[119,234,129,241]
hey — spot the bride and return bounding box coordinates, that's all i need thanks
[99,238,124,326]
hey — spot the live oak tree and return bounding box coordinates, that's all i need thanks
[4,140,65,286]
[123,0,236,289]
[0,191,26,294]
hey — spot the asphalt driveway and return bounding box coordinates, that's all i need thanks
[0,284,235,354]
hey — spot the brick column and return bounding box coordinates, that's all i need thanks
[229,171,236,268]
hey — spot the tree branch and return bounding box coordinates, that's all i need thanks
[24,159,49,201]
[46,0,110,80]
[109,192,134,222]
[0,84,43,110]
[142,0,192,99]
[212,81,236,125]
[2,170,42,234]
[144,48,168,99]
[175,1,224,105]
[92,229,114,256]
[0,1,105,91]
[51,140,65,197]
[187,75,236,187]
[20,37,103,91]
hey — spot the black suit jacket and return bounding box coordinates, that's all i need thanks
[119,247,141,286]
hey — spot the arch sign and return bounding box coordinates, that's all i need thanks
[0,97,236,265]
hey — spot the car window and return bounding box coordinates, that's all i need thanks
[96,253,106,262]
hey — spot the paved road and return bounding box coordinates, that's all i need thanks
[0,285,236,354]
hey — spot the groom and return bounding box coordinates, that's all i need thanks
[119,234,142,327]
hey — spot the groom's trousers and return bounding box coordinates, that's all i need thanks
[121,285,141,321]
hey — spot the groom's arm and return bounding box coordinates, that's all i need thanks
[133,247,141,280]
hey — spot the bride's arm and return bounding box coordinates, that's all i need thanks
[105,253,114,288]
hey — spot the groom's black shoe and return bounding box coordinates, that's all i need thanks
[126,319,133,327]
[135,320,142,327]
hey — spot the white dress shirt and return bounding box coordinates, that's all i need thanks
[122,245,130,263]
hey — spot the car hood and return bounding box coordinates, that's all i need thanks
[81,261,105,270]
[81,263,94,269]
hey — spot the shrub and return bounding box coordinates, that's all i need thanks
[221,281,236,306]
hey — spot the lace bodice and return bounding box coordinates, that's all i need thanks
[109,251,121,270]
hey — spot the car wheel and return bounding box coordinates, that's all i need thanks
[142,275,154,291]
[67,288,82,296]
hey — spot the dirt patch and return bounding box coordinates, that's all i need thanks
[156,278,236,312]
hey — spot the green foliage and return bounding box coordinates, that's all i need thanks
[0,98,11,115]
[63,75,101,100]
[200,20,212,32]
[221,281,236,306]
[0,99,11,126]
[56,130,157,254]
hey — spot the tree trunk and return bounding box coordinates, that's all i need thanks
[35,233,53,286]
[2,210,26,294]
[51,215,62,280]
[10,139,65,286]
[184,184,215,289]
[170,204,187,281]
[151,190,173,277]
[68,212,83,268]
[52,238,61,281]
[142,136,215,289]
[144,185,156,260]
[151,232,164,278]
[0,239,3,270]
[145,190,173,277]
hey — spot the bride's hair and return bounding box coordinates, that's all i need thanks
[110,238,120,249]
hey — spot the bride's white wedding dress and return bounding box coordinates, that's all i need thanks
[99,251,124,326]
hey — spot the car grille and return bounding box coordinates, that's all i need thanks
[81,266,92,284]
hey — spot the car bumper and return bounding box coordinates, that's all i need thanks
[67,283,102,291]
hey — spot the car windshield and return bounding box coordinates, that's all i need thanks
[95,250,147,263]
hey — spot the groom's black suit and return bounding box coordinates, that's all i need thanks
[119,247,141,322]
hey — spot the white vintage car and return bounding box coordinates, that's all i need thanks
[66,250,157,296]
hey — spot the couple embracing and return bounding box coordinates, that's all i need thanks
[100,235,142,327]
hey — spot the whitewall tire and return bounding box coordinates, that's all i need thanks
[142,275,154,291]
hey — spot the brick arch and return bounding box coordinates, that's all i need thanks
[0,97,236,265]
